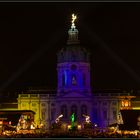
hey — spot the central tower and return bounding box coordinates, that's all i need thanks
[57,14,91,96]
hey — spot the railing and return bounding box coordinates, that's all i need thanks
[30,94,38,98]
[19,94,29,98]
[93,93,131,97]
[40,94,49,98]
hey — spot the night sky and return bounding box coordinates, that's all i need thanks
[0,2,140,93]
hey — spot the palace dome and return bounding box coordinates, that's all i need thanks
[57,14,90,63]
[57,44,90,63]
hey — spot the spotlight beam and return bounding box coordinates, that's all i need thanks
[81,22,140,85]
[0,28,64,92]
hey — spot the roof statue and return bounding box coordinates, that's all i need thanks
[57,13,90,63]
[67,13,79,45]
[71,14,77,30]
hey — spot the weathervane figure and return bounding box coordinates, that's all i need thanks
[71,14,77,29]
[67,13,79,44]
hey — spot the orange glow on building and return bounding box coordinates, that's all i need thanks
[119,96,135,110]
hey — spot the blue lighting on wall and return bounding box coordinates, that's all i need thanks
[80,74,83,88]
[64,70,67,85]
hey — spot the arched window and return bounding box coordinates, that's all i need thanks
[51,108,56,121]
[61,105,67,119]
[71,105,77,120]
[103,110,107,120]
[83,73,86,86]
[42,109,46,120]
[113,110,117,120]
[71,74,77,85]
[93,108,98,121]
[81,105,87,117]
[62,74,65,86]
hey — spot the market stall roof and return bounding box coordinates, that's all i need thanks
[0,110,35,126]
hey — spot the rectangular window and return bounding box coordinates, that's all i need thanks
[103,110,107,120]
[113,110,117,120]
[51,109,56,121]
[93,109,98,121]
[42,109,46,120]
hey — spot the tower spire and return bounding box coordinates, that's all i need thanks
[67,13,80,45]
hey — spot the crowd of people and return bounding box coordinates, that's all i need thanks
[48,129,140,138]
[0,128,139,138]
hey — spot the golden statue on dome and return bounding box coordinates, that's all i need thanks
[71,14,77,29]
[67,13,79,44]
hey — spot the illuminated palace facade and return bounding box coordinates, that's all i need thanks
[17,15,137,129]
[1,15,139,129]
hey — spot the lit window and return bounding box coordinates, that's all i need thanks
[121,101,125,107]
[124,101,128,107]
